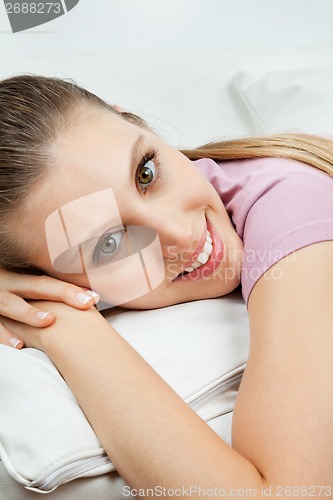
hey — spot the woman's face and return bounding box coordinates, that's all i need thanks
[24,107,243,309]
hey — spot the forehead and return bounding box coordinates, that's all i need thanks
[21,109,146,266]
[31,108,143,218]
[51,109,140,205]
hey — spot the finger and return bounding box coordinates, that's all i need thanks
[0,321,24,349]
[1,274,100,309]
[0,290,55,327]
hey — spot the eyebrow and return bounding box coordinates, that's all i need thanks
[130,134,144,180]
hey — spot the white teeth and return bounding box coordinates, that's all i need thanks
[197,252,209,264]
[190,230,213,267]
[184,266,194,272]
[203,242,212,254]
[178,229,214,277]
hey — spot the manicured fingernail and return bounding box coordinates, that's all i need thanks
[84,290,100,302]
[9,338,23,349]
[76,292,93,304]
[36,311,52,320]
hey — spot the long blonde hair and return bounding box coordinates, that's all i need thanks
[0,74,332,275]
[181,134,333,177]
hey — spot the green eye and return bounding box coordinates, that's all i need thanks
[136,156,157,191]
[100,236,117,254]
[93,229,125,265]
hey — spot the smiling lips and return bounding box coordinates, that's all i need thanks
[173,217,224,281]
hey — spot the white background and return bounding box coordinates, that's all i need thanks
[0,0,332,146]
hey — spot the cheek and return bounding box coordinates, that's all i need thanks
[194,174,223,212]
[47,268,91,289]
[38,242,92,289]
[175,163,215,204]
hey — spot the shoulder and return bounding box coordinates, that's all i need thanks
[196,156,333,228]
[241,161,333,305]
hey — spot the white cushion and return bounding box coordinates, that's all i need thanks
[0,290,249,493]
[233,66,333,135]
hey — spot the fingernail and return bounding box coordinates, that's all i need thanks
[84,290,100,303]
[76,292,93,304]
[9,338,23,349]
[36,311,52,320]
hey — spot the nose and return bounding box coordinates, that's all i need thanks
[149,213,194,260]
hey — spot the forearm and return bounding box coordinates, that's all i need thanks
[41,310,265,497]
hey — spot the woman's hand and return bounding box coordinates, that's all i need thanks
[0,298,102,351]
[0,268,100,350]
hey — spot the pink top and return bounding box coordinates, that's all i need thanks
[194,157,333,307]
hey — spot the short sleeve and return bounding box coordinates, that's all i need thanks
[241,169,333,306]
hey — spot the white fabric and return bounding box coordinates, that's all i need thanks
[0,290,249,493]
[233,66,333,135]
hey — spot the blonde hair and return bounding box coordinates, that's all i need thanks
[0,74,332,275]
[181,134,333,177]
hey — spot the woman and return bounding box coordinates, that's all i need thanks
[0,75,332,496]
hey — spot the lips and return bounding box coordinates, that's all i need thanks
[172,216,224,282]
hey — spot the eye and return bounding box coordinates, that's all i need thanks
[136,150,159,192]
[92,229,125,265]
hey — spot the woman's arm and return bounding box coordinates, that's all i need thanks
[3,303,264,497]
[2,241,332,497]
[233,240,333,486]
